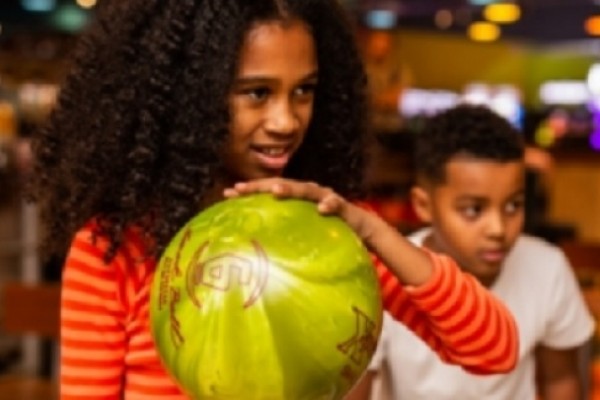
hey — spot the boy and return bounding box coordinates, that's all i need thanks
[348,104,594,399]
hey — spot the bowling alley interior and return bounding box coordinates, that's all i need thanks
[2,0,600,399]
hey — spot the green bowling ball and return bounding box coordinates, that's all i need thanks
[150,193,383,400]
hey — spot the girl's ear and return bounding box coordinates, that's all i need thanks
[410,185,433,224]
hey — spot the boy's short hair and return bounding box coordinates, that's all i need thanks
[414,104,525,184]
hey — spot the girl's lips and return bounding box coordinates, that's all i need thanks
[253,148,292,170]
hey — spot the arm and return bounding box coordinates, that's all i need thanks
[60,224,126,400]
[224,179,519,374]
[535,345,583,400]
[373,247,517,374]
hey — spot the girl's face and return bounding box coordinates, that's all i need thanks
[226,19,318,181]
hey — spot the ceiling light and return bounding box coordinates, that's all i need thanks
[365,10,397,30]
[76,0,97,9]
[468,21,501,42]
[21,0,56,12]
[434,9,453,30]
[585,15,600,36]
[484,3,521,24]
[469,0,497,5]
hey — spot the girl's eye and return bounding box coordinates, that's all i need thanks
[294,83,317,97]
[245,87,270,101]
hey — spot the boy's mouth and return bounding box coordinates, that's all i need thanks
[479,249,507,264]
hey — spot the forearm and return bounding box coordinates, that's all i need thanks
[375,251,519,374]
[362,212,433,286]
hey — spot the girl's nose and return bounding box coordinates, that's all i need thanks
[264,101,299,135]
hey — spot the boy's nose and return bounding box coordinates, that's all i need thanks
[264,101,299,135]
[486,212,507,239]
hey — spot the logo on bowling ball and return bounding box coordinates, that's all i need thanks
[337,306,378,382]
[185,240,270,309]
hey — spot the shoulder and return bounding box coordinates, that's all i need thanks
[508,235,569,269]
[67,218,154,277]
[497,235,577,298]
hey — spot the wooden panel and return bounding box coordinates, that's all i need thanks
[0,375,57,400]
[549,163,600,243]
[2,282,60,339]
[560,242,600,271]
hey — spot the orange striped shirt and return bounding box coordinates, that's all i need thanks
[60,221,517,399]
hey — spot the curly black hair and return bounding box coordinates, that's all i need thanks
[414,104,524,184]
[29,0,368,261]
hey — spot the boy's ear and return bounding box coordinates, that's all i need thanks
[410,185,433,224]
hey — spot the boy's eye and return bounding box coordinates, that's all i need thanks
[505,199,524,215]
[461,205,482,219]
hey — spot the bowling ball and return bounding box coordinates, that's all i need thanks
[150,193,383,400]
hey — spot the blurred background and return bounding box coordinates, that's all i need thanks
[2,0,600,398]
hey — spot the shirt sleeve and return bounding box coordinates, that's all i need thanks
[541,250,595,349]
[374,248,519,374]
[60,223,127,400]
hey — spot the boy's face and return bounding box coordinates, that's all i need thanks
[412,156,525,286]
[226,19,318,181]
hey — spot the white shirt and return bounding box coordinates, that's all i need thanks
[370,229,595,400]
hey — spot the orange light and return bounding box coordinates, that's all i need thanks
[76,0,96,9]
[585,15,600,36]
[434,9,453,30]
[484,3,521,24]
[468,21,501,42]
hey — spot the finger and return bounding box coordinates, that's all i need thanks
[317,193,345,214]
[223,188,240,198]
[280,181,330,202]
[232,180,280,194]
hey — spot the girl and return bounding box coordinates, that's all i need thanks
[30,1,518,399]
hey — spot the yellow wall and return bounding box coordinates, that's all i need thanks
[395,29,526,93]
[392,29,596,107]
[550,161,600,242]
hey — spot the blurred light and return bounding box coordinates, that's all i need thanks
[462,83,491,105]
[21,0,56,12]
[483,3,521,24]
[462,83,522,127]
[365,10,397,29]
[547,109,569,138]
[587,63,600,97]
[468,21,501,42]
[585,15,600,36]
[399,89,460,117]
[76,0,97,9]
[590,131,600,151]
[0,24,2,36]
[434,9,453,30]
[51,4,90,32]
[535,123,556,148]
[469,0,497,5]
[539,80,590,106]
[490,85,522,126]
